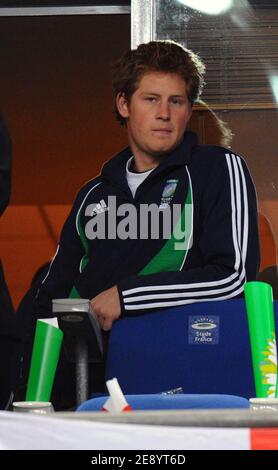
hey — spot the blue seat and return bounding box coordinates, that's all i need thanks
[77,393,249,411]
[104,299,278,398]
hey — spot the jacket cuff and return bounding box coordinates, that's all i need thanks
[117,283,127,317]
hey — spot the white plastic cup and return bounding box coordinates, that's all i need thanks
[249,397,278,412]
[52,298,90,318]
[52,298,103,353]
[13,401,54,414]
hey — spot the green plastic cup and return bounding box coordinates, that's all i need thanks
[26,320,63,402]
[244,281,277,398]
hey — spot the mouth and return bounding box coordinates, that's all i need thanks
[152,129,172,134]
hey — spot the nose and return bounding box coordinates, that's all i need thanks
[156,100,170,121]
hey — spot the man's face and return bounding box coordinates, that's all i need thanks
[117,71,192,162]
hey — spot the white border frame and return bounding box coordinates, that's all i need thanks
[131,0,154,49]
[0,6,130,16]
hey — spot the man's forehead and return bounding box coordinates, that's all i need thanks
[136,71,188,94]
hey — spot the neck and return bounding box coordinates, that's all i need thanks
[132,154,160,172]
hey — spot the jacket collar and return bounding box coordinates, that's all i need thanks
[101,131,198,189]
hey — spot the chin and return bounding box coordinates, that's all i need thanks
[149,143,179,158]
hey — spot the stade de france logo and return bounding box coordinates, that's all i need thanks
[189,316,220,345]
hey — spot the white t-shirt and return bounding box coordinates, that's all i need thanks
[126,157,154,197]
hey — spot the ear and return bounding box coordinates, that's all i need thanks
[116,92,130,119]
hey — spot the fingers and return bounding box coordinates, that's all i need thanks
[95,313,112,331]
[95,313,105,328]
[102,319,113,331]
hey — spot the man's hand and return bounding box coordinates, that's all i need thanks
[90,285,121,331]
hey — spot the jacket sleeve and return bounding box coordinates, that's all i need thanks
[117,152,260,314]
[34,183,97,316]
[0,115,12,217]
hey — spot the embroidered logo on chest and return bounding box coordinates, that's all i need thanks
[159,179,179,209]
[86,199,109,216]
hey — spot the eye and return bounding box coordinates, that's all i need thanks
[170,97,184,106]
[145,96,157,103]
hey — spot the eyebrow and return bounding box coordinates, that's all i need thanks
[141,92,186,98]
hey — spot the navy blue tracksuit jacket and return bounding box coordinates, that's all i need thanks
[35,131,260,316]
